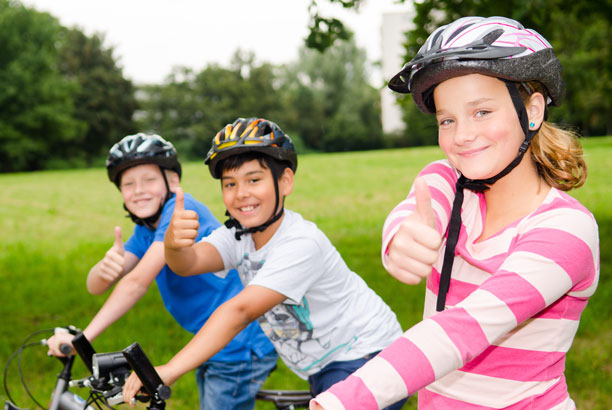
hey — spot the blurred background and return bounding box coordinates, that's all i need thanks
[1,0,610,173]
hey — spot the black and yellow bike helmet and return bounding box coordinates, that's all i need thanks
[205,117,297,179]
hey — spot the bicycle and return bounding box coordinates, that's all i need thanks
[4,326,170,410]
[4,327,312,410]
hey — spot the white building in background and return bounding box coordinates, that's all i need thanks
[380,10,414,134]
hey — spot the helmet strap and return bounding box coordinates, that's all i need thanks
[123,166,173,231]
[435,80,541,311]
[224,157,285,240]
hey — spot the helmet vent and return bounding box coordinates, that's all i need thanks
[483,29,504,45]
[446,22,474,43]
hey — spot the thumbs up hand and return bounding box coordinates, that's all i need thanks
[97,226,126,284]
[165,187,199,251]
[386,178,443,285]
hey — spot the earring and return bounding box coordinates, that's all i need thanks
[529,122,535,128]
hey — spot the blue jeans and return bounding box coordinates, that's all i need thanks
[195,350,278,410]
[308,352,407,410]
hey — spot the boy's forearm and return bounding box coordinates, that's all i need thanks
[86,261,112,294]
[164,247,192,275]
[83,277,149,341]
[163,286,283,384]
[165,300,253,383]
[164,246,199,276]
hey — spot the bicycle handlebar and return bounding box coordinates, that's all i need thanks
[122,342,171,401]
[71,332,96,373]
[59,344,72,356]
[4,327,172,410]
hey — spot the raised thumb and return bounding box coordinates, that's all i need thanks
[113,226,124,254]
[414,178,436,229]
[174,186,185,211]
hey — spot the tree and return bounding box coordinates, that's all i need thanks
[305,0,364,52]
[0,0,84,172]
[136,51,283,160]
[58,29,138,165]
[279,37,384,152]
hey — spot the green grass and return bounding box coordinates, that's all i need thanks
[1,138,610,409]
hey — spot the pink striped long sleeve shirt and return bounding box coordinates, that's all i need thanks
[313,160,599,410]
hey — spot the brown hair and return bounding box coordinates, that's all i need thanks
[520,82,587,191]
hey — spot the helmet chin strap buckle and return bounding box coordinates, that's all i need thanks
[519,139,531,153]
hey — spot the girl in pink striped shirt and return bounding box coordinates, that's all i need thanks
[311,16,599,410]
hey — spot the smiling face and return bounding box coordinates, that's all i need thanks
[119,164,170,219]
[434,74,526,180]
[221,159,293,232]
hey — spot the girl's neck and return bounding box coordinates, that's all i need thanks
[479,155,550,240]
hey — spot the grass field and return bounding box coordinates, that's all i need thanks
[1,137,610,409]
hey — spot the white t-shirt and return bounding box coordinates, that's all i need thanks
[203,209,403,379]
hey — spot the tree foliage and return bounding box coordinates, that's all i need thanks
[280,37,383,152]
[58,29,138,165]
[305,0,363,52]
[0,0,137,172]
[136,51,284,160]
[0,0,83,172]
[137,38,383,158]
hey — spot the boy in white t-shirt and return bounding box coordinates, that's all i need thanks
[123,118,404,409]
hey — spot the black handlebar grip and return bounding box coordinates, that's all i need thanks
[71,332,96,373]
[122,342,171,401]
[59,343,72,355]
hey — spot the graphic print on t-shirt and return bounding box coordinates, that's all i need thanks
[238,252,340,373]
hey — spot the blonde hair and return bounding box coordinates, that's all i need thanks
[520,82,587,191]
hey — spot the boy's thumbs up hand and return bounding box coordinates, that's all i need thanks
[165,187,199,250]
[113,226,124,255]
[174,185,186,211]
[97,226,126,284]
[386,178,443,285]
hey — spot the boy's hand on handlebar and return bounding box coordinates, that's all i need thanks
[97,226,125,284]
[165,187,199,250]
[122,371,143,407]
[122,363,173,406]
[386,178,443,285]
[46,330,75,357]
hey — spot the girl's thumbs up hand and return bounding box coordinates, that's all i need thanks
[386,178,443,284]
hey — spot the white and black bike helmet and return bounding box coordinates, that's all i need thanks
[389,16,564,113]
[106,133,181,186]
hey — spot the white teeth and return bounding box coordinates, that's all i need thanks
[240,205,256,212]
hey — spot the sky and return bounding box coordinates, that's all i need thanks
[20,0,411,86]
